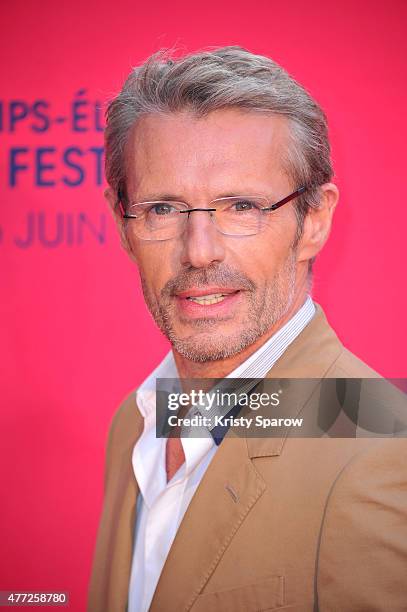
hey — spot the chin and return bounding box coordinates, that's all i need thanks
[168,325,259,363]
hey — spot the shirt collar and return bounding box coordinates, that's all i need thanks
[229,294,315,378]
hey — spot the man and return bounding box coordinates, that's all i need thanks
[88,47,407,611]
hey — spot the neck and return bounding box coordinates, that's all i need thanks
[173,287,309,379]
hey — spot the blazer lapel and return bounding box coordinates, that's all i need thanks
[149,434,266,611]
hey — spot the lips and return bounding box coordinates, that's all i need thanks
[175,286,240,298]
[187,293,231,305]
[173,287,242,318]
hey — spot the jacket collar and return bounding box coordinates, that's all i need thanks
[246,302,344,459]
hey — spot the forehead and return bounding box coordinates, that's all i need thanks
[124,108,292,199]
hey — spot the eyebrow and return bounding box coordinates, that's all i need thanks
[130,190,278,203]
[132,193,185,202]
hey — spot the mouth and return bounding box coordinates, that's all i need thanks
[186,292,238,306]
[173,287,242,319]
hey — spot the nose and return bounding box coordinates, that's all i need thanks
[180,209,226,269]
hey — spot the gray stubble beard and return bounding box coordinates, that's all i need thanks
[140,251,297,363]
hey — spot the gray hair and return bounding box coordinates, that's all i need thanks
[105,46,333,251]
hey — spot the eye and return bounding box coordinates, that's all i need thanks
[148,202,177,215]
[232,199,259,212]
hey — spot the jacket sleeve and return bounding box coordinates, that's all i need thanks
[316,438,407,612]
[87,391,142,612]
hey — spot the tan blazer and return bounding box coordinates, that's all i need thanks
[88,304,407,611]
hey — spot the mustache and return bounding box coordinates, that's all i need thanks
[161,264,256,298]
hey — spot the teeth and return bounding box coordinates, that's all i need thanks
[187,293,228,305]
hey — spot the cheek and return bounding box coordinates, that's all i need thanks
[130,238,178,293]
[229,225,296,279]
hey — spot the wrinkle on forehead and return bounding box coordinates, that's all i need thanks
[124,108,293,202]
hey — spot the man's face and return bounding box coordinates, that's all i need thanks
[122,108,305,362]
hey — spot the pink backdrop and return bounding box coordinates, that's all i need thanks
[1,1,406,609]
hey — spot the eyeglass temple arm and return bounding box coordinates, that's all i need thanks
[117,190,128,217]
[263,186,307,211]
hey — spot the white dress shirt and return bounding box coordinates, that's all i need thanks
[128,296,315,612]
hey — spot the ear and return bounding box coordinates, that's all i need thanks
[104,186,135,258]
[296,183,339,263]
